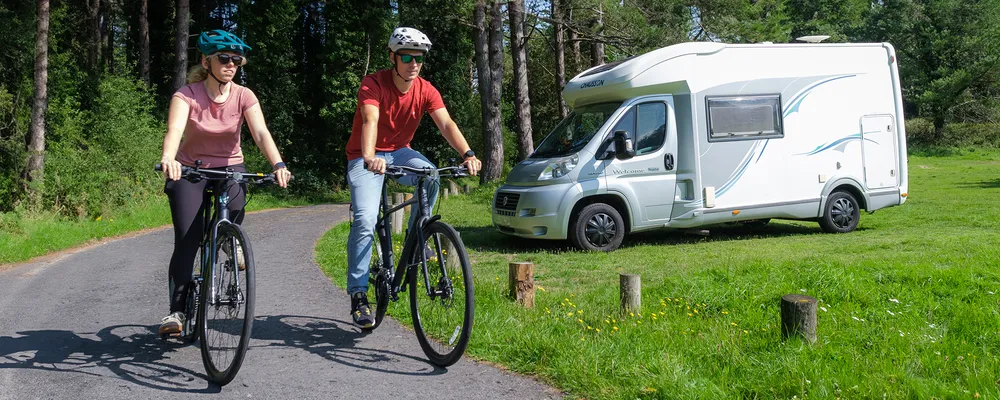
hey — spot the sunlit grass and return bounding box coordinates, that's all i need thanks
[317,149,1000,399]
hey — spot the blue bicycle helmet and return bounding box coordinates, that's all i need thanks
[197,29,252,55]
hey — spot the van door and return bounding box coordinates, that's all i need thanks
[861,115,898,189]
[605,98,678,224]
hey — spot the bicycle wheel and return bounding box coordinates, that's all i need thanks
[366,231,391,331]
[407,221,474,367]
[199,222,255,386]
[182,246,203,343]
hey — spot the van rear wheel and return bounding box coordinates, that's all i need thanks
[819,191,860,233]
[570,203,625,252]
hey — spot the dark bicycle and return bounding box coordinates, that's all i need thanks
[363,164,475,367]
[154,162,283,385]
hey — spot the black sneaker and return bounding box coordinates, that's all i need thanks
[351,292,375,328]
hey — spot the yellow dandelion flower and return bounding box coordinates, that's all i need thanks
[613,326,619,331]
[567,312,574,317]
[722,311,729,315]
[638,321,642,324]
[604,319,610,324]
[630,312,635,317]
[587,326,592,330]
[577,309,583,314]
[743,330,748,334]
[564,298,570,302]
[580,337,585,341]
[730,322,738,326]
[95,216,102,221]
[577,319,583,323]
[694,309,699,314]
[612,319,617,323]
[687,313,693,317]
[596,328,601,333]
[538,285,546,291]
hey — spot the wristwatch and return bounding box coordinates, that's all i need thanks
[463,149,476,160]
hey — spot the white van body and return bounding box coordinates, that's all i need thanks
[491,41,909,251]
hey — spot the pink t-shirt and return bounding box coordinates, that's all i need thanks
[172,82,259,168]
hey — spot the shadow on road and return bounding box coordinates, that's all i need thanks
[0,324,221,393]
[251,314,446,377]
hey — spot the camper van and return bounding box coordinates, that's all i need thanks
[491,41,909,251]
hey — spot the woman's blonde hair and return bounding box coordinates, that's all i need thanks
[186,54,248,83]
[187,64,209,83]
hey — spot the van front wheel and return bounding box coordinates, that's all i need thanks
[819,191,860,233]
[570,203,625,252]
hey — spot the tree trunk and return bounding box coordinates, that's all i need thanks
[568,7,580,73]
[483,1,504,182]
[26,0,49,199]
[553,0,568,118]
[139,0,150,85]
[932,112,946,145]
[173,0,190,92]
[102,1,113,74]
[590,2,604,67]
[509,0,533,161]
[87,0,101,75]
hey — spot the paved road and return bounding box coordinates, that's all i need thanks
[0,205,561,399]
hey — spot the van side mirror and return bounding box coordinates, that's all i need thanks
[613,130,634,160]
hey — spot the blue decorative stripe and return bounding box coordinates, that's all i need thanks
[783,75,856,118]
[797,132,879,156]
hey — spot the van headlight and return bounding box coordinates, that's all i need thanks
[538,154,579,181]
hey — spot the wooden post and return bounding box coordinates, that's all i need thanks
[508,262,535,308]
[443,188,450,199]
[448,180,459,195]
[391,207,403,235]
[619,274,641,313]
[394,193,405,208]
[403,193,413,212]
[463,183,472,194]
[446,232,461,272]
[780,294,817,344]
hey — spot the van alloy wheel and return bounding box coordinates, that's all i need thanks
[570,203,625,251]
[585,213,617,248]
[819,191,860,233]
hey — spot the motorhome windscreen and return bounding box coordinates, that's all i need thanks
[532,102,622,158]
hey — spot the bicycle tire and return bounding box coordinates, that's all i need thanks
[367,231,391,330]
[406,221,474,367]
[182,247,202,343]
[199,222,255,386]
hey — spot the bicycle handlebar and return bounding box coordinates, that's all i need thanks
[364,163,470,179]
[154,163,292,185]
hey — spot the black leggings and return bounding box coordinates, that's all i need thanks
[165,164,247,313]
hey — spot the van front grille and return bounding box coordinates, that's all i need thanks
[494,192,520,212]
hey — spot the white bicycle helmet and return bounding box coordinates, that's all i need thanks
[388,27,432,53]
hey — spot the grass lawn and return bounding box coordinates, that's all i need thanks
[0,192,321,266]
[316,149,1000,399]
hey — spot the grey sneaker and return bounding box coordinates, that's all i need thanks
[351,292,375,329]
[222,244,246,271]
[159,312,184,336]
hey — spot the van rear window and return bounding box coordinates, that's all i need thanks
[706,95,783,141]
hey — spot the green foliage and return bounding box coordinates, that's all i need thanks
[44,75,163,217]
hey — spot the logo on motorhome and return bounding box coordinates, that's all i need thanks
[580,80,604,89]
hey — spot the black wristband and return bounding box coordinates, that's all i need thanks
[273,161,287,170]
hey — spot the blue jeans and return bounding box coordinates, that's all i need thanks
[346,148,439,296]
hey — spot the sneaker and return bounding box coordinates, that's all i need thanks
[423,244,438,262]
[222,244,246,271]
[159,312,184,336]
[350,292,375,328]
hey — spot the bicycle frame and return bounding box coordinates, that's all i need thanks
[197,178,243,308]
[373,169,451,300]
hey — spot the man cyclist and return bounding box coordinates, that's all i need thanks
[345,27,482,328]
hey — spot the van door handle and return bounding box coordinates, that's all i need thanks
[665,153,674,171]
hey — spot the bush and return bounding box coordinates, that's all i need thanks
[43,75,163,217]
[906,118,1000,151]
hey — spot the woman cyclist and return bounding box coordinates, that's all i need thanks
[158,29,291,336]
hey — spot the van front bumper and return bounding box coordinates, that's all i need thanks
[492,183,578,240]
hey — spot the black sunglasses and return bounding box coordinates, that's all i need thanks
[213,54,244,65]
[398,54,424,64]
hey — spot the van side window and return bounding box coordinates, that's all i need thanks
[636,102,666,155]
[706,94,783,142]
[611,107,636,140]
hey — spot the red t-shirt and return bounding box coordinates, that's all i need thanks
[346,69,446,160]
